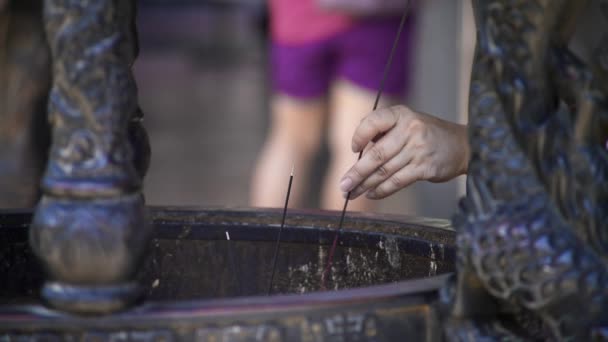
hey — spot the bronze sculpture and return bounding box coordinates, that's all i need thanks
[446,0,608,340]
[0,0,606,341]
[28,0,151,314]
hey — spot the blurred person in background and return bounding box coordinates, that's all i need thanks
[0,0,50,208]
[251,0,416,210]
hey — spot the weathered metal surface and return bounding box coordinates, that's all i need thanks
[0,299,438,341]
[445,0,608,340]
[27,0,151,314]
[0,207,455,341]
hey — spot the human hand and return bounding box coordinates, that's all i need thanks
[339,105,469,199]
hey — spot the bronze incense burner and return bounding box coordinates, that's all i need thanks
[0,0,606,340]
[1,208,455,340]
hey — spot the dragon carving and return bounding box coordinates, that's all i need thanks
[446,0,608,340]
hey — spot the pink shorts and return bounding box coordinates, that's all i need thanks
[271,16,415,99]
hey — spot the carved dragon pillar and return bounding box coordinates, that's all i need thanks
[445,0,608,340]
[29,0,151,314]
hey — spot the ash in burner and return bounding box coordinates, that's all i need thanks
[0,209,456,304]
[140,233,453,300]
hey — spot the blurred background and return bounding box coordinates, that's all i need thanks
[2,0,605,217]
[135,0,476,219]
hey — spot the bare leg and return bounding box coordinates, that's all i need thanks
[251,94,324,208]
[322,80,397,211]
[0,2,50,208]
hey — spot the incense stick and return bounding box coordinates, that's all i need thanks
[225,231,243,296]
[267,166,294,295]
[321,6,411,290]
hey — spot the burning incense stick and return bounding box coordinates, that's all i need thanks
[321,6,411,290]
[267,166,294,295]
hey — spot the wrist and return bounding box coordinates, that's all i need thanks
[458,124,470,175]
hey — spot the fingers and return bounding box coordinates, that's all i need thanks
[340,127,408,194]
[348,148,413,199]
[365,166,423,199]
[351,106,401,153]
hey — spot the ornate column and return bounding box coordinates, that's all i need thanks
[29,0,151,314]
